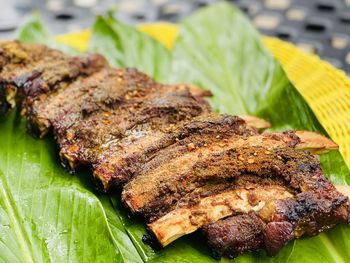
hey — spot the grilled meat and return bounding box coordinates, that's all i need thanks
[202,213,266,259]
[203,185,350,260]
[142,142,348,246]
[0,41,65,77]
[0,41,348,260]
[54,69,211,188]
[19,53,107,116]
[27,68,116,137]
[123,131,303,216]
[203,187,350,259]
[92,114,255,190]
[0,41,66,113]
[148,176,294,246]
[0,41,108,126]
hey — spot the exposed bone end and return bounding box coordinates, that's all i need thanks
[295,131,339,154]
[122,191,140,214]
[148,185,293,247]
[93,168,113,192]
[335,185,350,224]
[186,84,213,97]
[27,116,51,138]
[59,147,80,170]
[5,85,17,109]
[241,116,272,130]
[335,185,350,199]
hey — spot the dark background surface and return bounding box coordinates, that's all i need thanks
[1,0,349,75]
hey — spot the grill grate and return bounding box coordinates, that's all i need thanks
[1,0,349,75]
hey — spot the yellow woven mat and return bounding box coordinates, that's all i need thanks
[56,24,350,167]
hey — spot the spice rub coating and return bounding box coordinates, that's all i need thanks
[0,41,348,260]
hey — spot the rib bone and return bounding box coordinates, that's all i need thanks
[148,184,293,246]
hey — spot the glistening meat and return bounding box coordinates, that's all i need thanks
[0,41,348,259]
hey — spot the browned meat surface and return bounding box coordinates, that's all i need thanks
[203,186,349,259]
[148,176,294,246]
[202,212,270,260]
[144,143,349,247]
[56,69,211,186]
[203,181,350,259]
[0,41,348,260]
[125,130,338,221]
[202,213,266,259]
[122,131,301,216]
[0,41,65,75]
[92,114,255,190]
[0,41,66,113]
[19,53,107,117]
[28,68,117,137]
[0,41,108,124]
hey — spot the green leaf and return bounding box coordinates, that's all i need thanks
[0,111,143,262]
[171,2,350,184]
[3,18,143,263]
[171,2,350,262]
[88,15,171,81]
[88,4,350,262]
[109,196,219,263]
[16,14,79,55]
[9,2,350,263]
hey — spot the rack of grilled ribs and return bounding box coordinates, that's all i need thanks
[1,41,349,259]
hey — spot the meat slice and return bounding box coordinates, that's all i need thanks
[28,68,128,138]
[148,177,294,246]
[202,187,350,259]
[122,131,304,216]
[18,53,107,117]
[0,41,65,113]
[0,41,108,127]
[202,213,266,260]
[92,114,256,190]
[57,69,211,173]
[148,160,349,250]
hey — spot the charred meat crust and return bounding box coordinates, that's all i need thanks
[0,41,108,123]
[209,215,295,259]
[200,173,349,259]
[122,133,313,219]
[203,188,349,260]
[147,179,294,247]
[202,213,266,259]
[146,168,349,250]
[174,176,292,212]
[0,41,348,259]
[0,82,11,114]
[0,41,64,74]
[92,114,256,190]
[0,41,65,114]
[57,71,211,174]
[18,53,108,115]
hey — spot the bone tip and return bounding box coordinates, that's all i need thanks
[295,131,339,152]
[241,115,272,129]
[335,185,350,199]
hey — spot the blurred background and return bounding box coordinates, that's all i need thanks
[0,0,349,75]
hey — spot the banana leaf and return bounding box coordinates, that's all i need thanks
[17,15,79,55]
[0,2,349,262]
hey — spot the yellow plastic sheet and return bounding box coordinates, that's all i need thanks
[56,24,350,167]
